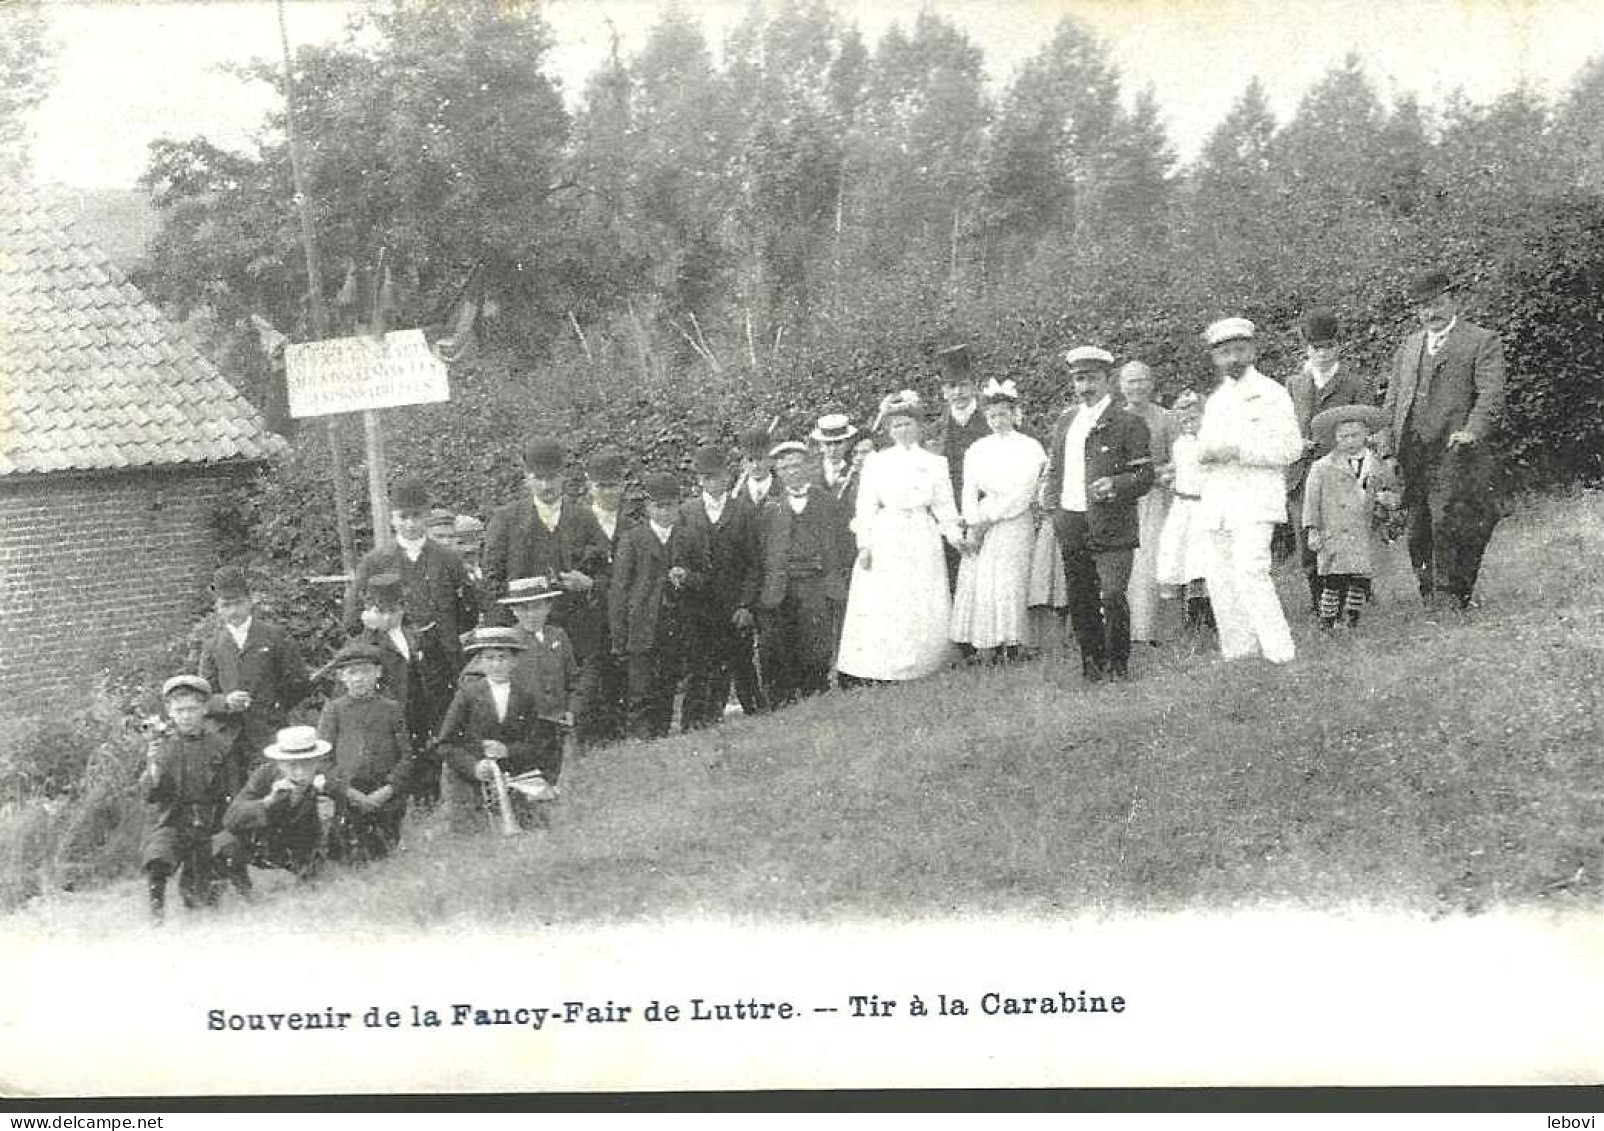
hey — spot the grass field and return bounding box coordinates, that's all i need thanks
[9,489,1604,934]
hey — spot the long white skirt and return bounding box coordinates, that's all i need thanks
[837,509,955,681]
[950,511,1036,649]
[1129,488,1173,640]
[1157,497,1214,587]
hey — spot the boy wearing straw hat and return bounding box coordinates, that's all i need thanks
[500,575,579,774]
[1302,404,1397,631]
[436,626,562,833]
[141,674,232,922]
[216,726,340,882]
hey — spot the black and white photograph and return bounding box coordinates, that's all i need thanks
[0,0,1601,1101]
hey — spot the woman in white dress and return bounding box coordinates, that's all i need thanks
[835,390,962,684]
[950,379,1048,661]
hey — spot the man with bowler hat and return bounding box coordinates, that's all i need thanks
[482,437,612,730]
[610,471,710,739]
[930,343,989,593]
[576,447,633,744]
[1380,270,1506,610]
[1284,308,1377,612]
[680,444,764,725]
[1043,347,1155,681]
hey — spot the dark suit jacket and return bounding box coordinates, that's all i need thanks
[679,494,761,621]
[1384,319,1506,450]
[756,488,852,608]
[199,617,311,756]
[1285,364,1375,494]
[352,624,448,741]
[435,677,553,782]
[315,694,413,793]
[142,730,230,864]
[349,540,478,667]
[608,522,710,655]
[1043,402,1155,551]
[481,495,612,657]
[931,406,991,499]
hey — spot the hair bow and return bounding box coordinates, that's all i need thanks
[982,378,1020,401]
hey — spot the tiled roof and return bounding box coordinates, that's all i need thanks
[0,188,284,476]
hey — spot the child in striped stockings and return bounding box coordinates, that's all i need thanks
[1302,405,1394,630]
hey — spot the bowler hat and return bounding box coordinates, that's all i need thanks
[211,565,249,600]
[522,438,566,476]
[934,342,973,385]
[499,576,562,605]
[329,640,384,670]
[365,571,404,611]
[1310,404,1389,449]
[692,446,729,476]
[1301,308,1340,347]
[643,471,682,504]
[586,447,627,484]
[738,426,774,460]
[161,674,212,700]
[264,725,332,762]
[464,626,528,654]
[810,413,858,444]
[391,475,430,514]
[1408,270,1454,303]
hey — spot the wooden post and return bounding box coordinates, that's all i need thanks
[365,409,391,549]
[277,0,359,618]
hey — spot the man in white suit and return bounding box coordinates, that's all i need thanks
[1195,318,1304,664]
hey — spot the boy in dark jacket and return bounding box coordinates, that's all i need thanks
[436,627,562,834]
[609,472,710,739]
[215,726,340,882]
[315,640,413,859]
[140,675,232,923]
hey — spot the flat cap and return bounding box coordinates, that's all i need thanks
[161,674,212,699]
[1204,317,1256,348]
[1063,345,1115,369]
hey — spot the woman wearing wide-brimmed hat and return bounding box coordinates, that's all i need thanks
[835,390,962,683]
[949,378,1048,661]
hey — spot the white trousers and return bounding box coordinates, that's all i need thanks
[1206,523,1295,664]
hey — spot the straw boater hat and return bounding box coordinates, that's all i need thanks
[1310,404,1389,449]
[161,674,211,699]
[498,576,562,606]
[1204,317,1256,348]
[264,725,332,762]
[810,412,858,444]
[464,626,529,654]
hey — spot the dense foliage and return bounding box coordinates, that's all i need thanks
[129,0,1604,585]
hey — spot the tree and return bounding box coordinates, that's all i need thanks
[1273,53,1385,218]
[0,0,54,180]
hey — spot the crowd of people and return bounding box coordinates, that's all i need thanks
[136,267,1506,923]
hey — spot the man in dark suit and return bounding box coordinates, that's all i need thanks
[199,565,312,790]
[609,472,710,739]
[929,343,990,595]
[575,447,632,746]
[481,437,612,731]
[680,445,764,727]
[755,440,853,704]
[1044,347,1156,682]
[1284,309,1376,611]
[349,476,478,694]
[1381,270,1506,610]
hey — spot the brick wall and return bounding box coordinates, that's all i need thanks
[0,465,250,703]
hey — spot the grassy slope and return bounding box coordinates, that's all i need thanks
[13,491,1604,933]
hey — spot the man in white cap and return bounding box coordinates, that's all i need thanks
[1196,317,1304,664]
[810,410,860,503]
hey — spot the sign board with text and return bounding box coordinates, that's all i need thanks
[285,329,450,418]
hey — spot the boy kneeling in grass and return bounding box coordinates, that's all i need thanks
[141,675,233,923]
[215,726,341,882]
[437,624,562,835]
[316,640,413,860]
